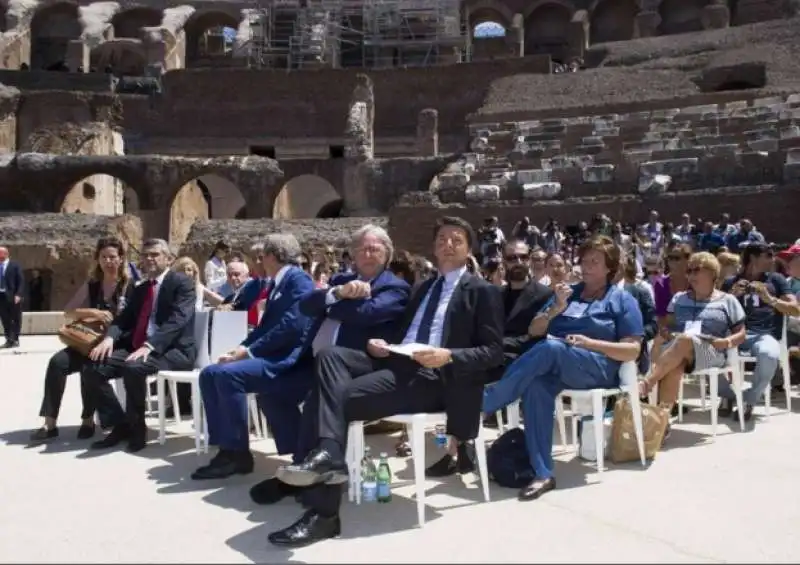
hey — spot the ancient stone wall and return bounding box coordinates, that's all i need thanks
[0,213,143,309]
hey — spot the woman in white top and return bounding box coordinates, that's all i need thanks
[173,256,224,310]
[204,240,229,293]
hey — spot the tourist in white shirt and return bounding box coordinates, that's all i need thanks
[204,240,229,293]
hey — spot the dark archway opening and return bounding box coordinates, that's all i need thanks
[713,80,760,92]
[24,268,53,312]
[316,199,344,218]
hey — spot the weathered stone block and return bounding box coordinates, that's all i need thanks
[437,172,469,190]
[516,169,552,184]
[639,158,699,177]
[470,136,489,152]
[748,139,779,152]
[701,4,729,29]
[582,164,615,183]
[638,173,672,194]
[522,182,561,200]
[465,184,499,201]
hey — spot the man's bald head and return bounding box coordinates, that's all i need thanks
[226,260,250,289]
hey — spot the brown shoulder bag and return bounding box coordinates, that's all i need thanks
[57,308,113,357]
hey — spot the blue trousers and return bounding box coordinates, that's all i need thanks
[199,359,311,452]
[483,338,617,479]
[719,331,781,404]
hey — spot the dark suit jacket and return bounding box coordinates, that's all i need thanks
[502,281,553,356]
[225,277,270,310]
[0,260,24,300]
[107,270,197,361]
[241,266,315,376]
[300,269,410,350]
[623,282,657,373]
[394,272,504,381]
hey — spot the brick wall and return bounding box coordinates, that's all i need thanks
[132,56,550,140]
[388,187,800,255]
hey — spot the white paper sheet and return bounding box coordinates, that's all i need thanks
[385,343,434,357]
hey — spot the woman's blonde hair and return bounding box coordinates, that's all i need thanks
[688,252,721,281]
[717,251,741,271]
[172,256,201,284]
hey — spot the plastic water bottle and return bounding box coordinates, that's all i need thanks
[360,447,378,502]
[376,452,392,503]
[434,424,448,448]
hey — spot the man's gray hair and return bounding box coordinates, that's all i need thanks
[142,238,173,258]
[350,224,394,263]
[250,242,264,253]
[262,234,302,265]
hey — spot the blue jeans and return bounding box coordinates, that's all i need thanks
[482,338,617,479]
[719,332,780,405]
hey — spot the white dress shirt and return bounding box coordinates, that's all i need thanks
[401,266,467,348]
[204,257,227,292]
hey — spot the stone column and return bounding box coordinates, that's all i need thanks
[702,0,730,29]
[567,10,589,59]
[342,73,377,217]
[512,13,524,57]
[634,0,662,37]
[141,27,169,70]
[416,108,438,157]
[66,40,90,72]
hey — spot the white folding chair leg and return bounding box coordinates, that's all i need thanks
[708,368,719,438]
[764,384,772,419]
[555,397,568,448]
[346,422,364,504]
[731,366,746,432]
[168,381,181,425]
[677,377,685,423]
[475,423,490,503]
[409,417,427,527]
[157,375,168,445]
[248,396,264,438]
[700,376,707,410]
[507,401,521,429]
[191,380,203,455]
[114,379,126,409]
[198,381,209,454]
[781,352,792,412]
[592,391,606,474]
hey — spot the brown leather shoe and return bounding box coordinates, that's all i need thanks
[518,477,556,501]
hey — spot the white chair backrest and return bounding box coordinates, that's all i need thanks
[210,310,248,361]
[193,310,211,369]
[618,360,638,388]
[782,314,788,346]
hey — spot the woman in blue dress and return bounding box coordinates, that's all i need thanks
[483,235,644,501]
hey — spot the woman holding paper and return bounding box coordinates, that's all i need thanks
[639,252,746,415]
[483,235,644,501]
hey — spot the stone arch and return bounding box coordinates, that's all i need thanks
[590,0,637,43]
[523,2,573,59]
[90,39,147,75]
[465,0,514,26]
[30,2,82,70]
[658,0,707,35]
[274,175,342,219]
[183,10,240,67]
[123,185,139,213]
[111,7,162,39]
[169,173,245,245]
[60,173,128,215]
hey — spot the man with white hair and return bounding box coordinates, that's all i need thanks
[84,238,197,453]
[217,260,252,303]
[248,224,411,505]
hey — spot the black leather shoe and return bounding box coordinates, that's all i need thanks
[29,427,58,443]
[77,424,96,440]
[276,448,348,487]
[425,453,457,477]
[191,450,254,480]
[90,425,130,449]
[267,510,341,548]
[518,477,556,501]
[126,434,147,453]
[456,441,477,474]
[250,477,303,505]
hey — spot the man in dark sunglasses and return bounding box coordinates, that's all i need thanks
[720,242,800,419]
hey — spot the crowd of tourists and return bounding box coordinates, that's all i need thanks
[4,207,798,549]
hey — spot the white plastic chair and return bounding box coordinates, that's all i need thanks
[742,318,791,416]
[677,348,746,437]
[557,361,646,474]
[157,310,212,454]
[346,413,491,528]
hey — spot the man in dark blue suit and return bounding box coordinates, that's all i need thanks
[249,224,411,504]
[0,246,25,348]
[191,234,315,480]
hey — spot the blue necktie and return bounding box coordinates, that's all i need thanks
[415,277,444,345]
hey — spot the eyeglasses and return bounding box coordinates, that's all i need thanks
[503,253,528,262]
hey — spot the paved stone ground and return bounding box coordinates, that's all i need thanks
[2,336,800,563]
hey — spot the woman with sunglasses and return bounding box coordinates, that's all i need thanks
[639,252,746,424]
[652,244,692,363]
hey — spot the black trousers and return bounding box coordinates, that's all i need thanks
[303,346,485,516]
[83,347,193,432]
[0,293,21,343]
[39,347,119,426]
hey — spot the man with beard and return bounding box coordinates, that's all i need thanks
[487,239,553,384]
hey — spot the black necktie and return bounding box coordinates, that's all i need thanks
[415,277,445,345]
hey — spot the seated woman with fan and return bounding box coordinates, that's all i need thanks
[29,237,134,443]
